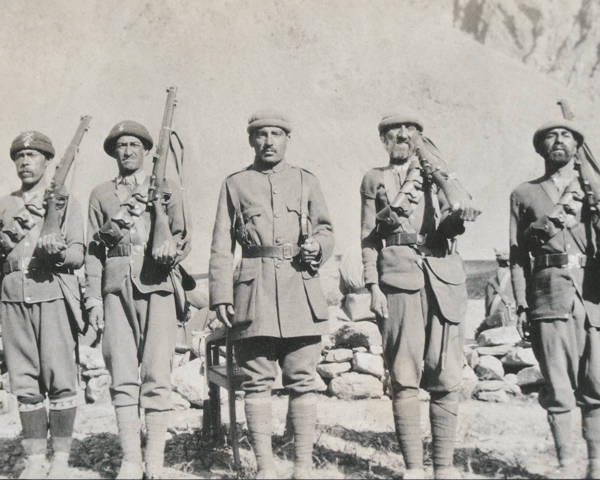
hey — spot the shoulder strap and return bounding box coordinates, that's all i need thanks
[300,169,310,241]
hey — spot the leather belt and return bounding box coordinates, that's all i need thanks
[2,258,43,274]
[108,243,146,258]
[385,233,428,247]
[2,258,73,275]
[534,253,587,269]
[242,244,300,260]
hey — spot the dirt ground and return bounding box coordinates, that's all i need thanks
[0,299,590,479]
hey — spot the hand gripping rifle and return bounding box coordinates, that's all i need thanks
[147,86,188,265]
[0,116,92,261]
[38,116,92,247]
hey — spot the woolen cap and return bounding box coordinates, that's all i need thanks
[103,120,153,157]
[247,110,292,134]
[494,248,509,262]
[10,131,55,160]
[533,119,585,153]
[378,112,424,134]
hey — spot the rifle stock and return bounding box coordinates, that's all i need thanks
[148,86,181,262]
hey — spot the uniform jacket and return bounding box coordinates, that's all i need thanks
[360,162,468,323]
[209,160,334,341]
[85,173,188,302]
[0,185,84,303]
[510,175,600,325]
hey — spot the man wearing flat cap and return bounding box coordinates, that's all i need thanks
[209,110,334,479]
[510,119,600,478]
[361,113,479,479]
[84,120,190,479]
[0,131,84,478]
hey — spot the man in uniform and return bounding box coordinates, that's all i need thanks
[209,110,334,479]
[510,120,600,478]
[0,132,84,478]
[361,113,478,479]
[85,121,190,479]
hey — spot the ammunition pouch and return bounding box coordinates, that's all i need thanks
[524,215,561,248]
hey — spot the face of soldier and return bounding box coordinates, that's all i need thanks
[250,127,289,165]
[14,149,48,190]
[542,128,578,167]
[114,135,148,175]
[382,123,420,164]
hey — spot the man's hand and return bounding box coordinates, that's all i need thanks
[152,239,178,265]
[369,284,388,319]
[88,305,105,333]
[516,310,531,341]
[301,237,321,264]
[216,303,235,328]
[452,199,481,223]
[37,233,67,259]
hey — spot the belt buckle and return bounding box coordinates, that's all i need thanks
[282,243,294,260]
[567,254,580,269]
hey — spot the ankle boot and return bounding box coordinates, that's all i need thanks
[245,396,275,479]
[115,405,143,479]
[289,393,317,479]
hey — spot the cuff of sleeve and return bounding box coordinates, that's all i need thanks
[84,297,103,310]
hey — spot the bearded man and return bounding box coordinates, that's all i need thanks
[510,120,600,478]
[360,112,478,479]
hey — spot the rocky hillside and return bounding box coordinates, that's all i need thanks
[1,0,599,271]
[453,0,600,95]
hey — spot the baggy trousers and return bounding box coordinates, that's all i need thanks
[235,336,322,396]
[102,277,177,411]
[1,299,78,407]
[530,296,600,412]
[379,282,465,394]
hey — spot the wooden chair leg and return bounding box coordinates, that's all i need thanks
[226,337,242,469]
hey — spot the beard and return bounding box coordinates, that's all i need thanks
[386,138,414,163]
[547,149,572,167]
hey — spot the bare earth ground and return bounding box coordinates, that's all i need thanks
[0,298,589,479]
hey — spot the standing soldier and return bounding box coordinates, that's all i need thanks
[361,112,479,479]
[0,132,84,479]
[84,121,190,479]
[510,120,600,478]
[209,110,334,479]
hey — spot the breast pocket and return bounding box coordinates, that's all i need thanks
[239,205,264,244]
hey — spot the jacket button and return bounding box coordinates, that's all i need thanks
[276,264,281,269]
[275,214,280,218]
[25,296,31,302]
[276,237,281,243]
[273,190,278,194]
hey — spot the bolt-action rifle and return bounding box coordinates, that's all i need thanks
[0,116,92,261]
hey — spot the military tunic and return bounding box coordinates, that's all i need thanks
[0,185,83,409]
[510,175,600,411]
[360,164,467,394]
[85,172,189,410]
[209,160,334,393]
